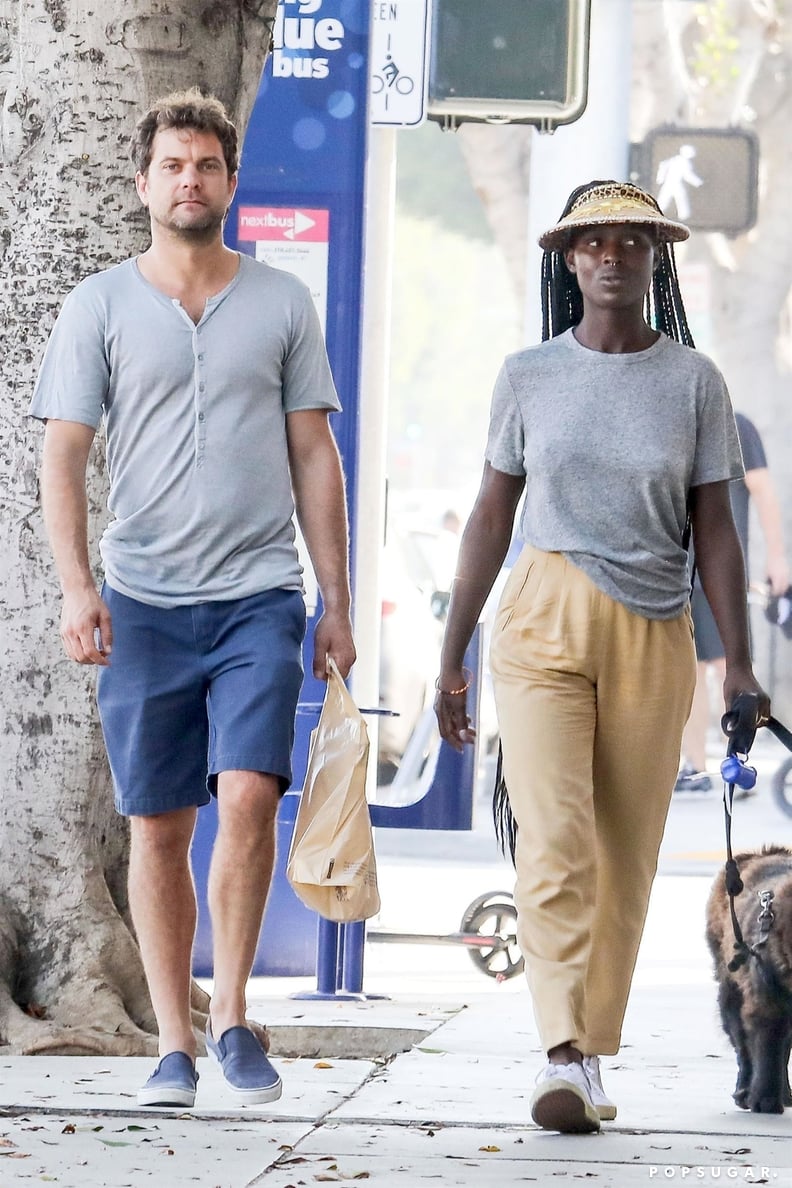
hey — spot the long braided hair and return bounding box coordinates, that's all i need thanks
[493,179,695,863]
[541,180,695,345]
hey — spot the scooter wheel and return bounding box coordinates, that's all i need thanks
[459,897,524,981]
[459,889,513,924]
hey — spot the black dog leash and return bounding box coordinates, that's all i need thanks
[721,693,792,975]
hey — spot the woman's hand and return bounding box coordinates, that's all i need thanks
[722,666,771,730]
[434,670,477,752]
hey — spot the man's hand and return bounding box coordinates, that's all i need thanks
[312,608,356,680]
[767,554,790,597]
[60,587,113,666]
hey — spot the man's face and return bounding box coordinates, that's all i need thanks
[135,126,237,240]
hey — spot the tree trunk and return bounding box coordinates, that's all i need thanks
[0,0,276,1055]
[456,123,532,308]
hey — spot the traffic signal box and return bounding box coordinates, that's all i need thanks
[427,0,591,130]
[634,126,759,236]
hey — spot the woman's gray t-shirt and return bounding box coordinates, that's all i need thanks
[30,253,341,608]
[485,329,743,620]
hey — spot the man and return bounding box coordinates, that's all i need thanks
[30,90,356,1108]
[676,412,788,792]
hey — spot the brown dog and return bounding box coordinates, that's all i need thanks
[706,845,792,1113]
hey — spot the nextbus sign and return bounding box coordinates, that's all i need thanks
[238,206,329,241]
[237,206,331,331]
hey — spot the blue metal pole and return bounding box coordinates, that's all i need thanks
[315,918,341,995]
[341,921,366,993]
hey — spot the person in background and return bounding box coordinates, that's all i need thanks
[30,90,355,1110]
[675,412,788,792]
[434,180,768,1135]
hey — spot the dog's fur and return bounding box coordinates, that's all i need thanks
[706,845,792,1113]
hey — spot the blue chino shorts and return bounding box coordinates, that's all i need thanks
[97,583,307,817]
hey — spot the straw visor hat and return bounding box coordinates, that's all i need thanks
[539,182,690,252]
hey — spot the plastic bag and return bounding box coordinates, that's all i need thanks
[286,658,380,922]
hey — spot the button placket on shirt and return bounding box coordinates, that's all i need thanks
[194,330,207,469]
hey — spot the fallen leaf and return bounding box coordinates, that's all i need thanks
[61,1124,75,1135]
[479,1145,501,1153]
[0,1139,15,1148]
[0,1153,30,1159]
[313,1061,333,1069]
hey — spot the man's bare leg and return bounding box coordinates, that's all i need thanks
[129,805,198,1057]
[207,770,279,1038]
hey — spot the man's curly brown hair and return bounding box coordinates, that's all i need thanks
[131,88,239,176]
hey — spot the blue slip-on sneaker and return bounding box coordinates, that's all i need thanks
[206,1023,283,1104]
[137,1051,198,1108]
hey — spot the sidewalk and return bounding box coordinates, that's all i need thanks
[1,876,790,1186]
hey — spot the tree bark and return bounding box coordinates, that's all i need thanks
[0,0,276,1055]
[456,123,532,309]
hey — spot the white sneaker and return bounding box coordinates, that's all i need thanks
[582,1055,617,1121]
[530,1061,600,1133]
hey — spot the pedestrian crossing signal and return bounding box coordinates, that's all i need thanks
[636,126,759,235]
[427,0,591,131]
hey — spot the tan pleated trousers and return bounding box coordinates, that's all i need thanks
[489,546,696,1056]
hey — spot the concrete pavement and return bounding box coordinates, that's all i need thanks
[2,874,791,1187]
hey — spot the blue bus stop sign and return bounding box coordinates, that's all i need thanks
[228,0,371,788]
[191,0,371,979]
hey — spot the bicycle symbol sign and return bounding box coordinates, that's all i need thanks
[372,54,415,102]
[370,2,429,127]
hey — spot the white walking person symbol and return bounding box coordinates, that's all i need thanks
[655,144,703,220]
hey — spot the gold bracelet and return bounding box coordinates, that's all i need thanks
[435,667,473,696]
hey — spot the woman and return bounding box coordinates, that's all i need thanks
[434,180,769,1135]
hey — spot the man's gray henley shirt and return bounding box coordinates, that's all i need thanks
[30,253,341,608]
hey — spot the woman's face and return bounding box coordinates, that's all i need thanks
[564,224,658,312]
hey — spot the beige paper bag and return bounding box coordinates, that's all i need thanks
[286,659,380,922]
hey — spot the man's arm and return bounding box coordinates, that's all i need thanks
[41,419,112,665]
[745,466,789,595]
[286,409,356,680]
